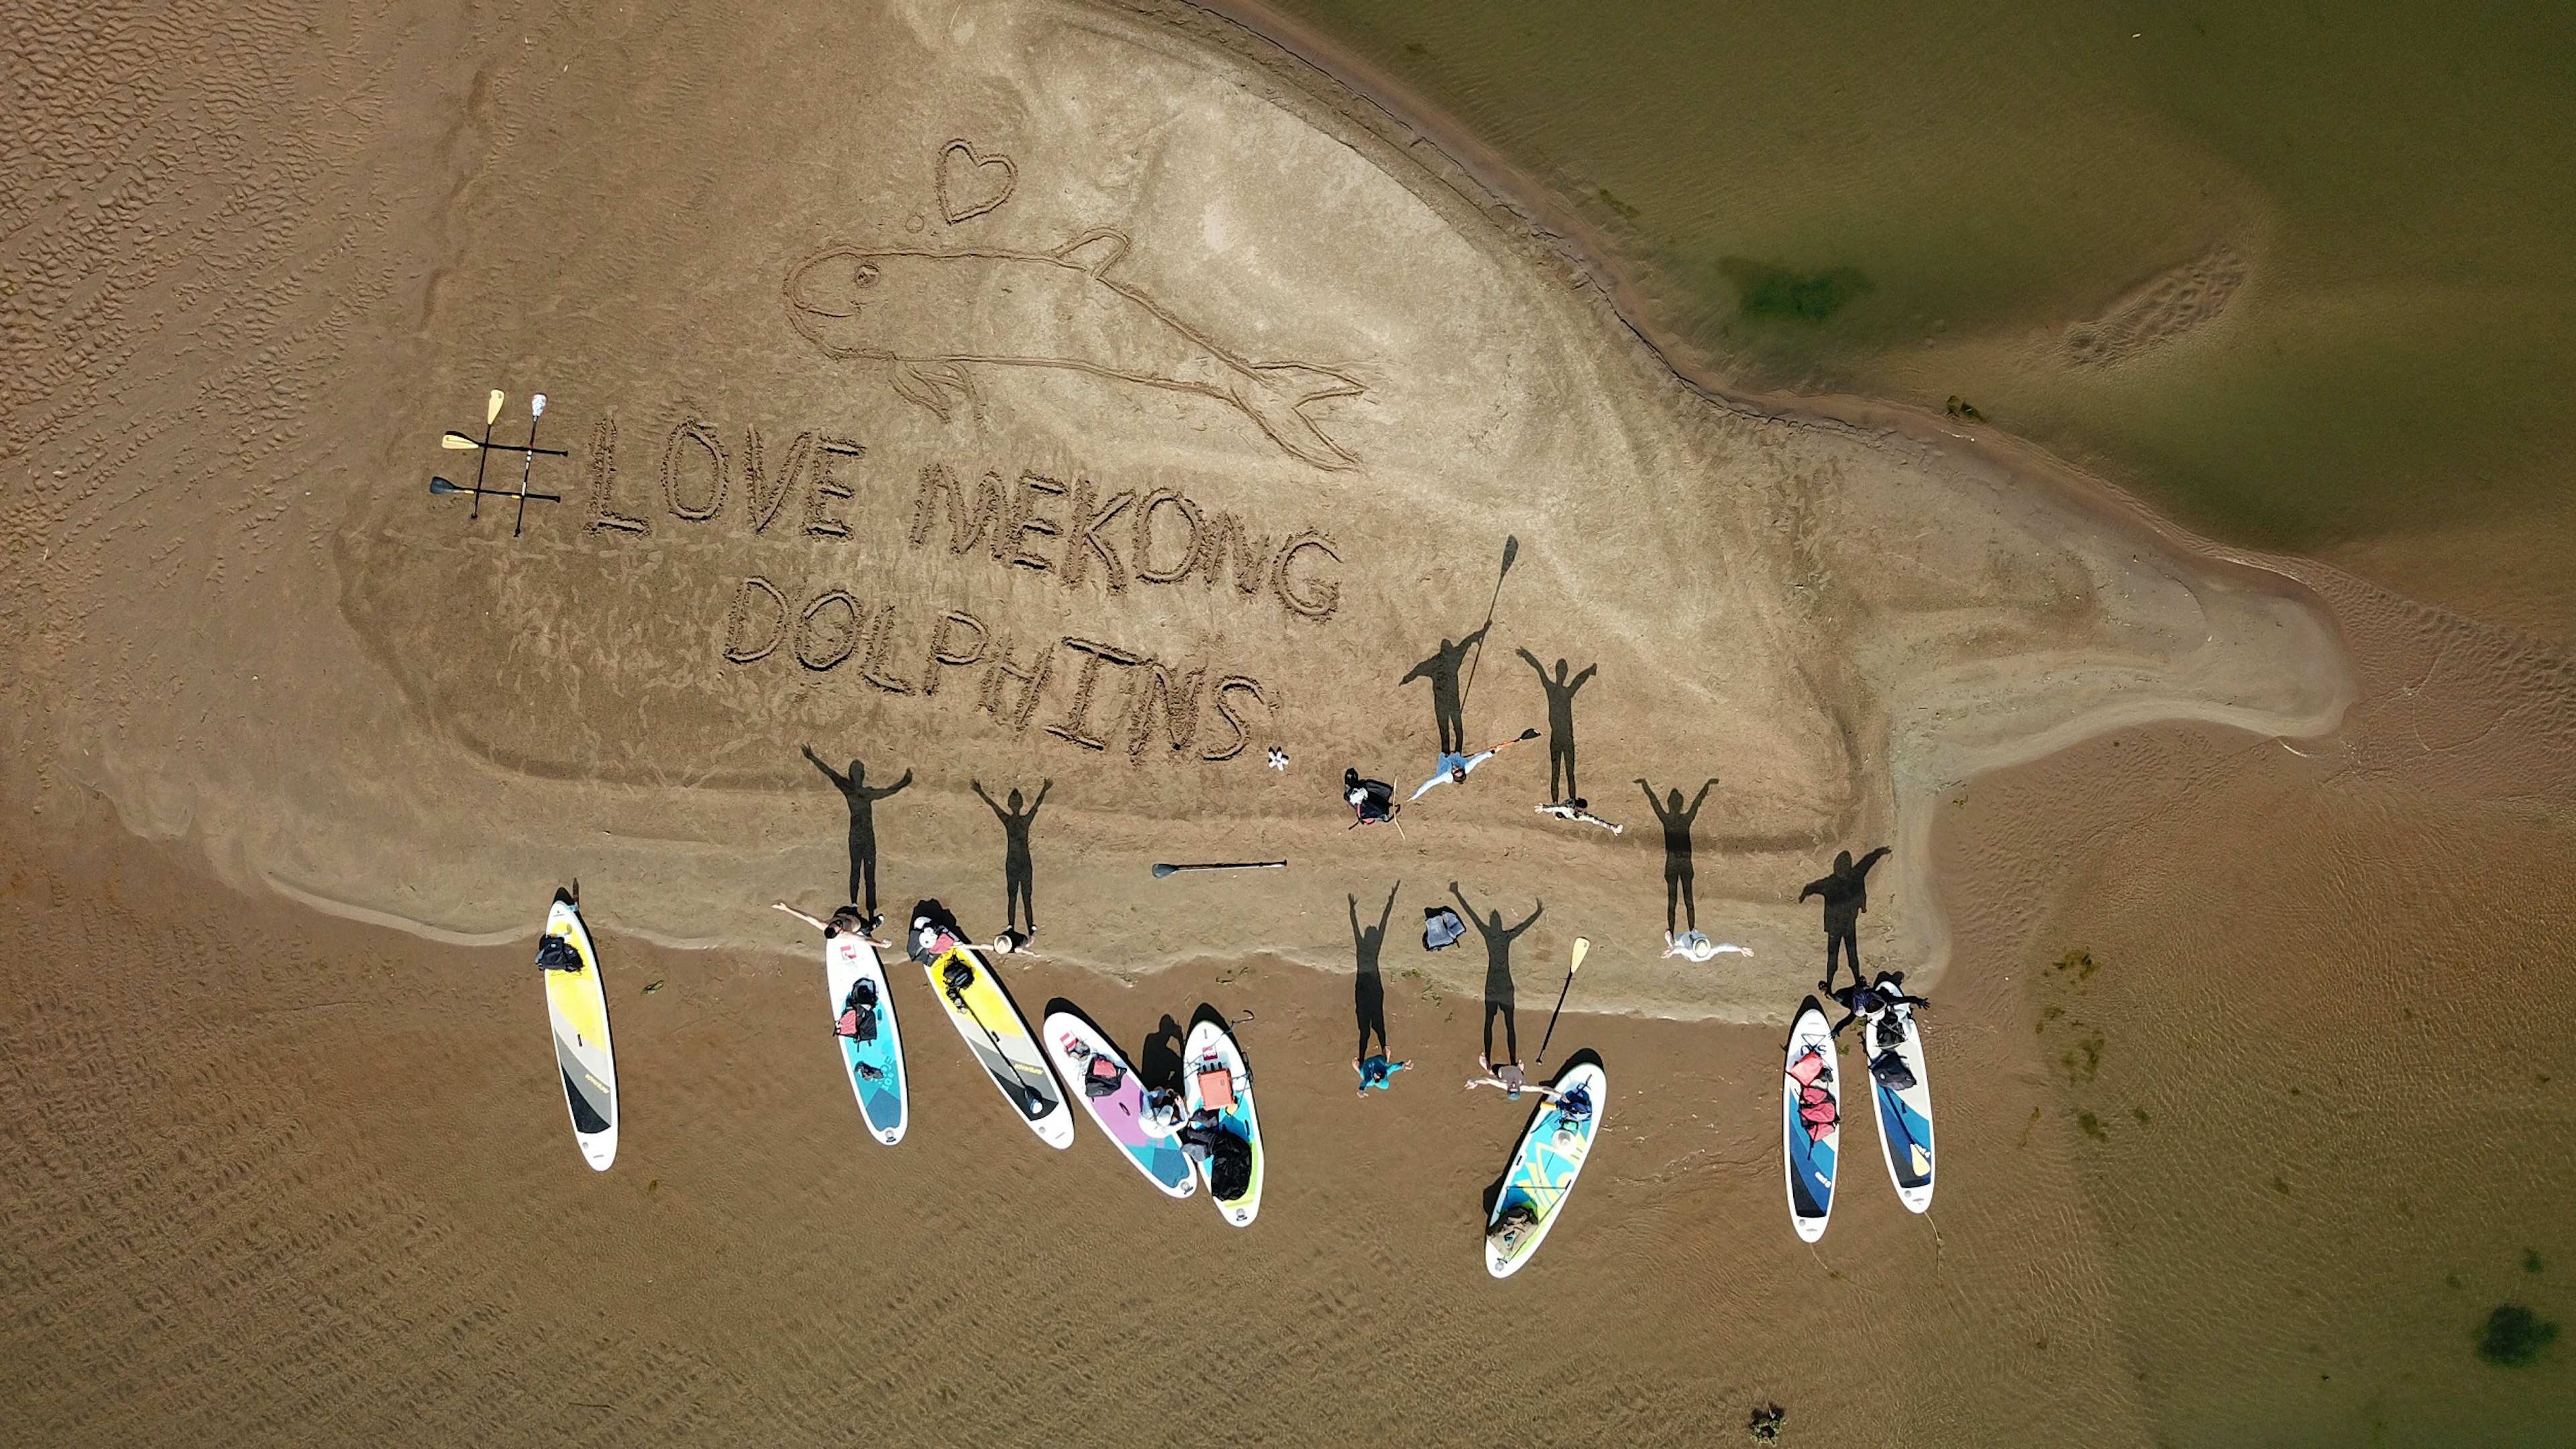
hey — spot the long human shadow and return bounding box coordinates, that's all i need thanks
[1516,649,1597,806]
[802,747,912,914]
[1636,777,1718,937]
[1399,623,1490,755]
[1351,881,1399,1062]
[1138,1013,1187,1094]
[1450,881,1542,1067]
[971,778,1050,936]
[1479,1047,1607,1222]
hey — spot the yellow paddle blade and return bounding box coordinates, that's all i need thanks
[441,432,478,449]
[485,388,504,424]
[1570,936,1589,973]
[1911,1144,1933,1175]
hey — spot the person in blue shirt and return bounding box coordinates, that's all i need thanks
[1354,1055,1411,1094]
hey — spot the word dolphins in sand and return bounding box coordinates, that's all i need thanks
[782,227,1365,470]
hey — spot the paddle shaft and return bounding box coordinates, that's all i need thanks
[945,971,1049,1120]
[1156,860,1286,875]
[1534,945,1585,1065]
[512,407,545,537]
[1457,535,1517,718]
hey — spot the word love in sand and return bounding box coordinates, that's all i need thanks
[721,586,1273,765]
[583,415,1343,624]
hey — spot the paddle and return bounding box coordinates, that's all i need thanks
[431,477,561,503]
[441,431,570,457]
[1533,935,1589,1066]
[1151,859,1287,878]
[940,956,1053,1121]
[465,388,500,519]
[511,392,547,537]
[1457,533,1518,719]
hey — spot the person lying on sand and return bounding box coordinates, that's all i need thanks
[773,901,892,947]
[1354,1054,1411,1095]
[1536,798,1622,834]
[1465,1053,1564,1105]
[1409,728,1540,802]
[1663,931,1752,963]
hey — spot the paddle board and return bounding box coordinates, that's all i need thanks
[1183,1018,1264,1226]
[826,931,908,1145]
[1484,1061,1607,1279]
[539,888,618,1171]
[1860,996,1935,1213]
[1782,996,1839,1241]
[1042,1012,1195,1199]
[923,944,1073,1149]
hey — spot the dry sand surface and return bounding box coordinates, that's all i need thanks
[5,0,2571,1443]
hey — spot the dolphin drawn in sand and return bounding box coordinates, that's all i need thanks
[783,228,1364,470]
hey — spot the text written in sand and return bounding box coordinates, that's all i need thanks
[572,411,1338,765]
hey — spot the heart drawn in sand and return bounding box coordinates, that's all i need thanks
[936,139,1016,225]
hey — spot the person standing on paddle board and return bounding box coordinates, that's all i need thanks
[971,779,1051,939]
[1801,846,1892,992]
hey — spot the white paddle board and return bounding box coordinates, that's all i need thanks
[826,931,908,1145]
[1042,1012,1195,1198]
[1782,997,1839,1241]
[1860,995,1935,1212]
[1183,1018,1264,1226]
[1484,1062,1607,1278]
[924,943,1073,1149]
[539,888,618,1171]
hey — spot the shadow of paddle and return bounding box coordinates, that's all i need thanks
[1478,1048,1605,1222]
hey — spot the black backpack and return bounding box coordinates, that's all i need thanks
[1205,1128,1253,1201]
[1868,1049,1916,1091]
[838,978,880,1043]
[1082,1054,1126,1099]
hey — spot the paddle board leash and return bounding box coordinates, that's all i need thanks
[1533,936,1589,1066]
[1150,860,1287,878]
[941,957,1051,1120]
[1456,533,1517,722]
[511,392,548,537]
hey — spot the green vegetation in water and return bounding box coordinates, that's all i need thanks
[1746,1403,1786,1441]
[1945,394,1984,423]
[2475,1305,2560,1368]
[2053,949,2100,981]
[2132,1106,2152,1126]
[2077,1111,2108,1142]
[2061,1029,2105,1085]
[1596,187,1640,222]
[2524,1247,2544,1274]
[2271,1176,2292,1197]
[1274,0,2576,588]
[1717,257,1872,324]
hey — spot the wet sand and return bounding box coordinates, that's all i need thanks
[5,0,2572,1442]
